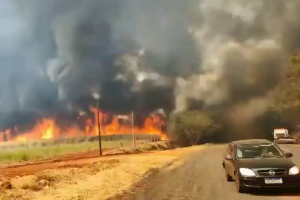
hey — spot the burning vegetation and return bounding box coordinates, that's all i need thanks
[0,108,167,143]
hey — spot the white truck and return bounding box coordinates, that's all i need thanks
[273,128,295,144]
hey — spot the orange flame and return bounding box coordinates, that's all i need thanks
[12,118,56,142]
[89,107,166,138]
[0,109,167,143]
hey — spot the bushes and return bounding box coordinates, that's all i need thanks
[167,110,214,146]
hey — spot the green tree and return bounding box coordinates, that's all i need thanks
[167,110,213,146]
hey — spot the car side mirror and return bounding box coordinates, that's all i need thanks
[225,154,232,160]
[285,152,293,158]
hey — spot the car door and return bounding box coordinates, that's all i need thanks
[224,144,233,175]
[228,145,236,177]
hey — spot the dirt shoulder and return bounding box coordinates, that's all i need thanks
[0,141,174,177]
[0,144,205,200]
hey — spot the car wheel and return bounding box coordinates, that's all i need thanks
[235,174,247,193]
[225,171,233,182]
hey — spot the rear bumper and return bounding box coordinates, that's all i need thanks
[275,139,296,144]
[240,176,300,188]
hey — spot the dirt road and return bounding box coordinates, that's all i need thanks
[123,144,300,200]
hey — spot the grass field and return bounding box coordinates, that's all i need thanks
[0,134,161,164]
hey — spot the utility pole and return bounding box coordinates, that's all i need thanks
[132,110,136,147]
[159,120,162,140]
[97,100,102,156]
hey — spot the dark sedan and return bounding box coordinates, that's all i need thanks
[222,139,300,193]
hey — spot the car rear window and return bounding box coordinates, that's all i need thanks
[236,143,283,159]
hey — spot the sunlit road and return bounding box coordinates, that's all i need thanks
[124,144,300,200]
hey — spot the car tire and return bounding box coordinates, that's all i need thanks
[235,174,247,193]
[225,171,233,182]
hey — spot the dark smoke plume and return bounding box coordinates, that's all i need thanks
[0,0,300,132]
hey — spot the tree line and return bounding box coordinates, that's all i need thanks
[167,53,300,146]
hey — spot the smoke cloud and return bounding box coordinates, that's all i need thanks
[0,0,300,131]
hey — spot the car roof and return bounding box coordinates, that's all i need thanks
[230,139,272,145]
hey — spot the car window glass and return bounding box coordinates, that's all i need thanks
[261,145,282,156]
[236,144,282,159]
[237,148,242,157]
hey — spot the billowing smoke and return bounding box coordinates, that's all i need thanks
[0,0,300,132]
[174,0,300,134]
[175,0,290,110]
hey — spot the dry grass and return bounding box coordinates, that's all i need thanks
[36,173,58,183]
[0,181,13,190]
[38,156,176,200]
[20,173,59,191]
[105,141,175,155]
[0,154,178,200]
[0,192,31,200]
[21,182,42,191]
[0,145,207,200]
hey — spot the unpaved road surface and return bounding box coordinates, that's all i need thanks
[124,144,300,200]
